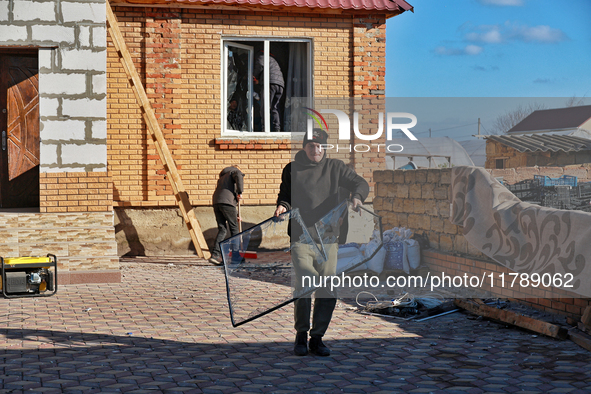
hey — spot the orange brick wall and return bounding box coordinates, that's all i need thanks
[107,7,387,207]
[40,172,113,213]
[423,250,591,320]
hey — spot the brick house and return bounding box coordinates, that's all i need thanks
[485,134,591,169]
[0,0,413,282]
[108,0,414,256]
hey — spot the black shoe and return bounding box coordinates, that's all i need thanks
[293,332,308,356]
[208,255,223,266]
[309,336,330,357]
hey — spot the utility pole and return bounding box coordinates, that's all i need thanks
[473,118,485,139]
[429,128,432,138]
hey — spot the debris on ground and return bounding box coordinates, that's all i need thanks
[354,292,457,320]
[567,306,591,352]
[454,298,568,339]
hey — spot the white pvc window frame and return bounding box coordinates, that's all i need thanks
[220,37,313,137]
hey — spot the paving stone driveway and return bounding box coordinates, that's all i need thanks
[1,258,590,393]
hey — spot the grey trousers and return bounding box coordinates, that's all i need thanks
[292,242,338,338]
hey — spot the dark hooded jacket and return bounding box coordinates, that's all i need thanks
[212,166,244,207]
[253,51,284,88]
[276,150,369,242]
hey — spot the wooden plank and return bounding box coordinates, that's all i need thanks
[454,299,568,339]
[580,305,591,327]
[105,1,210,258]
[568,328,591,352]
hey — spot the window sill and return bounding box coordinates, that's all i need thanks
[215,137,298,150]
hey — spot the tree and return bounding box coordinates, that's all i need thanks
[565,96,587,107]
[490,102,547,135]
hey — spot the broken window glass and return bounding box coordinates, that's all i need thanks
[221,204,383,327]
[220,208,324,327]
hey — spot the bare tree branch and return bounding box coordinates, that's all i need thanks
[491,102,547,135]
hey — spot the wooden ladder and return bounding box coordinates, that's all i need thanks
[106,1,210,258]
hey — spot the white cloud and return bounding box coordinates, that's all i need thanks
[472,65,500,72]
[519,25,567,43]
[533,78,555,84]
[477,0,524,6]
[465,22,568,44]
[466,27,502,43]
[465,45,484,55]
[435,45,483,56]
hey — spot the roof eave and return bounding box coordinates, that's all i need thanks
[110,0,410,15]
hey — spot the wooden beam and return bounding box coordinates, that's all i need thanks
[581,305,591,327]
[454,299,568,339]
[106,0,210,258]
[568,328,591,352]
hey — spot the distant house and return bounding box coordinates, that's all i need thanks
[485,105,591,169]
[484,134,591,169]
[507,105,591,138]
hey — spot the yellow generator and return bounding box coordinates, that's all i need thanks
[0,255,57,298]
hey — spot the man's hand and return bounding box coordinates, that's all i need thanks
[274,205,287,217]
[351,198,363,214]
[236,194,243,201]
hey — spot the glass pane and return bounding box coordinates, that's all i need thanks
[226,45,251,132]
[221,204,384,327]
[283,42,309,133]
[220,208,325,327]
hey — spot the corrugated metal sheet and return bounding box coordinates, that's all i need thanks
[115,0,413,12]
[486,134,591,153]
[508,105,591,133]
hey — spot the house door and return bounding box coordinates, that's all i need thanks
[0,52,40,208]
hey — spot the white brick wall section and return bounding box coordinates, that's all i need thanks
[61,144,107,166]
[61,2,105,23]
[40,143,58,167]
[92,26,106,48]
[62,98,106,119]
[61,48,105,71]
[38,48,53,70]
[41,72,86,95]
[41,120,86,140]
[92,73,106,95]
[0,25,28,42]
[13,0,56,22]
[92,120,107,139]
[42,166,82,173]
[0,1,9,22]
[31,25,75,44]
[79,26,91,47]
[39,97,60,118]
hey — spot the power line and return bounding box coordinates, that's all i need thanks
[413,121,479,135]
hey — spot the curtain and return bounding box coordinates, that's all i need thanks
[284,42,309,132]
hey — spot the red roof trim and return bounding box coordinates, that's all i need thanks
[115,0,413,13]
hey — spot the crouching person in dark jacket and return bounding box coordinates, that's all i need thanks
[210,165,244,265]
[274,129,369,356]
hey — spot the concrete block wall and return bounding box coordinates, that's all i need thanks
[374,167,591,320]
[0,0,107,173]
[1,0,118,282]
[488,164,591,185]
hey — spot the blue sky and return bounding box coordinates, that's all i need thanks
[385,0,591,98]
